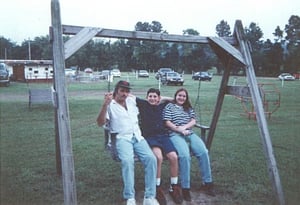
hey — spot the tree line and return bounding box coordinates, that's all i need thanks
[1,15,299,76]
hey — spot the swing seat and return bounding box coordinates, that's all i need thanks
[195,123,210,144]
[28,86,56,109]
[103,123,210,162]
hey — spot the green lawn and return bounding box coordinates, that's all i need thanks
[1,74,299,205]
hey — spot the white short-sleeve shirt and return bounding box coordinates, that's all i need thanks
[107,96,143,141]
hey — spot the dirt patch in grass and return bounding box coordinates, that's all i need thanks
[135,189,222,205]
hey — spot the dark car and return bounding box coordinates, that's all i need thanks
[155,67,173,80]
[0,63,10,86]
[192,71,212,81]
[161,71,184,86]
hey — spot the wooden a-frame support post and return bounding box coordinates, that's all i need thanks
[206,21,285,205]
[51,1,102,204]
[51,0,77,204]
[235,20,285,205]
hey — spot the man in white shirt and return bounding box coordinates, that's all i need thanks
[97,80,159,205]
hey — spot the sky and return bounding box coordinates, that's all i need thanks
[1,0,299,45]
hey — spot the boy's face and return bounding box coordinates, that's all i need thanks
[146,92,161,105]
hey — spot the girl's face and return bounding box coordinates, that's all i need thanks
[175,90,187,105]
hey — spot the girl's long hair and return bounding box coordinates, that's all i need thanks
[173,88,192,111]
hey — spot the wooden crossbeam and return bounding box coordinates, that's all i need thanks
[64,27,102,59]
[208,37,246,66]
[62,24,237,45]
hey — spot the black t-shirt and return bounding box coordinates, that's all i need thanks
[136,98,168,137]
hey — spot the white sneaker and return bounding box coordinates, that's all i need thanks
[126,198,136,205]
[143,197,159,205]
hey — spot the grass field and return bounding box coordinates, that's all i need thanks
[1,74,299,205]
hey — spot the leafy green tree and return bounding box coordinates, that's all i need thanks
[244,22,264,74]
[150,21,165,33]
[2,16,300,76]
[135,20,165,33]
[183,29,199,36]
[135,22,151,32]
[180,29,216,73]
[133,21,167,71]
[31,36,52,60]
[214,20,233,74]
[216,20,232,37]
[111,39,134,71]
[284,15,300,73]
[0,37,19,59]
[285,15,300,44]
[273,26,284,42]
[245,22,264,50]
[261,40,283,76]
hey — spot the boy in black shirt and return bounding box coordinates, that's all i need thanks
[134,88,183,205]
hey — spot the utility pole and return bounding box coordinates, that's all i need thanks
[28,38,31,60]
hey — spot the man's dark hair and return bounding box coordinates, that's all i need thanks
[147,88,160,96]
[113,80,131,97]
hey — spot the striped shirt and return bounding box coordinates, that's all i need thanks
[163,103,196,131]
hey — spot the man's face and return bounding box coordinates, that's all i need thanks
[146,92,160,105]
[115,87,130,102]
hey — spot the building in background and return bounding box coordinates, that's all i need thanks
[0,60,53,82]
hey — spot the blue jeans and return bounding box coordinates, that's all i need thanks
[170,132,212,189]
[116,136,157,199]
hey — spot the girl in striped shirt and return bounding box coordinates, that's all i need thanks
[163,88,216,201]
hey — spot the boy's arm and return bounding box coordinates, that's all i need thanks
[159,96,173,104]
[128,93,137,101]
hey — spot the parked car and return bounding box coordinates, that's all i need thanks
[84,68,93,73]
[0,63,10,86]
[138,70,149,78]
[65,68,77,77]
[111,69,121,77]
[278,73,295,81]
[161,71,184,86]
[155,67,173,80]
[192,71,213,81]
[99,70,111,80]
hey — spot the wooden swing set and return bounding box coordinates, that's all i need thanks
[50,0,285,204]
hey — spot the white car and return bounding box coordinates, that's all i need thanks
[278,73,295,81]
[138,70,149,78]
[111,69,121,77]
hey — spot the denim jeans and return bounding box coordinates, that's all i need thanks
[170,132,212,189]
[116,136,157,199]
